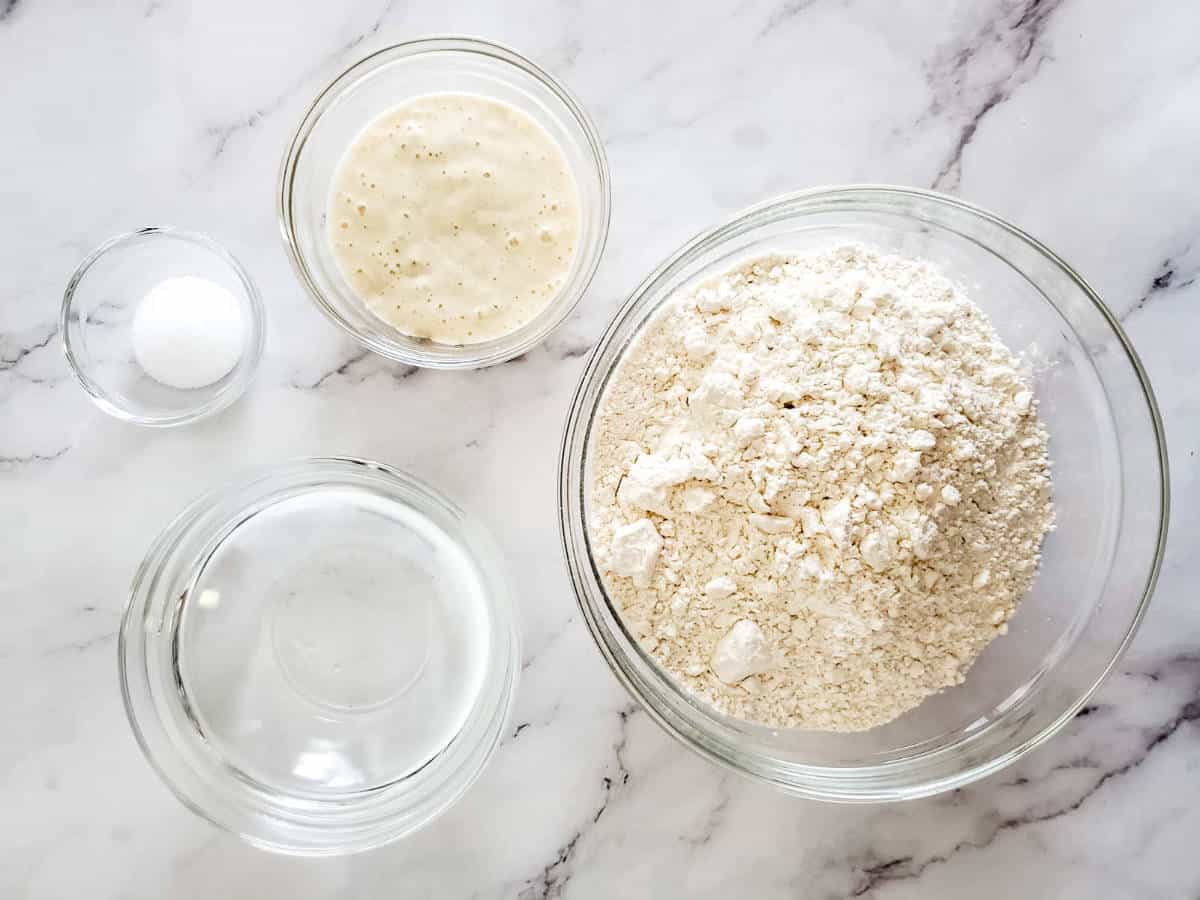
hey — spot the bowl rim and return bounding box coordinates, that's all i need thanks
[557,183,1170,802]
[277,34,612,370]
[59,226,265,428]
[118,456,521,854]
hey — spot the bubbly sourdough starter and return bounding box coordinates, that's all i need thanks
[329,93,580,344]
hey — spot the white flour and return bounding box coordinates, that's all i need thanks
[588,245,1054,731]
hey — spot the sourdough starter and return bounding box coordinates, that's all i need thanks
[329,93,579,344]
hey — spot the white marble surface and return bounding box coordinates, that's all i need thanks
[2,0,1197,897]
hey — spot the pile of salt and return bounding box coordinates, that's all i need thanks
[131,276,245,390]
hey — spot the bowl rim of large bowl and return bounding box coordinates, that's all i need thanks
[60,226,265,428]
[277,34,612,370]
[119,456,521,854]
[558,183,1170,802]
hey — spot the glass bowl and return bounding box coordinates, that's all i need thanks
[278,36,611,369]
[559,186,1169,802]
[61,227,264,427]
[119,458,520,854]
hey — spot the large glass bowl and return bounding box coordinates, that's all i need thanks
[558,186,1169,801]
[278,37,610,369]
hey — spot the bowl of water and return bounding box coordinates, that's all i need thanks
[119,457,519,854]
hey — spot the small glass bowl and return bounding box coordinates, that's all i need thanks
[119,458,520,855]
[559,186,1169,802]
[278,36,611,369]
[61,228,264,427]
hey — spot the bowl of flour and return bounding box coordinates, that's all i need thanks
[559,186,1168,801]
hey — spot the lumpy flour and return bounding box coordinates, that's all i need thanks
[588,245,1054,731]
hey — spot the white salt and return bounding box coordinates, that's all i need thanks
[132,276,245,390]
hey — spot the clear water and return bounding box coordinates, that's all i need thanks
[177,486,491,794]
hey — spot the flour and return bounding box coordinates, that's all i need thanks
[588,244,1054,731]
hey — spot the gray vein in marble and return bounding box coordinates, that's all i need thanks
[292,349,371,389]
[519,704,638,899]
[206,98,286,161]
[0,370,66,389]
[682,775,731,848]
[0,325,58,372]
[561,344,591,360]
[0,0,19,24]
[0,446,70,470]
[204,0,399,159]
[927,0,1065,191]
[1121,249,1198,322]
[523,832,581,900]
[611,705,635,783]
[848,654,1200,897]
[80,300,129,327]
[333,0,404,59]
[510,703,562,742]
[291,349,419,390]
[42,630,117,657]
[636,57,674,87]
[757,0,822,38]
[521,616,575,674]
[1001,753,1101,789]
[544,336,594,360]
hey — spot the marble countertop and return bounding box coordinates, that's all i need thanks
[2,1,1197,897]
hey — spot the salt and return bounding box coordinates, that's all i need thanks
[132,275,245,390]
